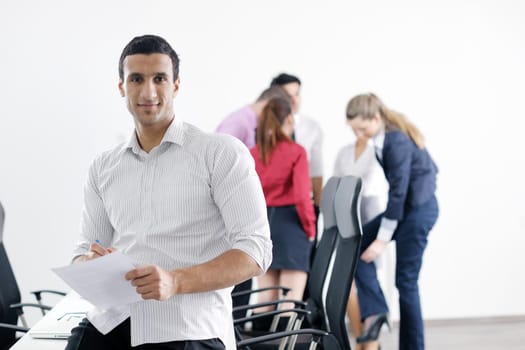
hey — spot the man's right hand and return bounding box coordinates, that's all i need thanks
[74,242,114,263]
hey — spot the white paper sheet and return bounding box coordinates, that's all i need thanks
[52,252,142,310]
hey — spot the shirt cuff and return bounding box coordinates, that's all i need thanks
[232,238,273,273]
[376,217,398,242]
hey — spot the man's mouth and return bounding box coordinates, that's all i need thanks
[138,103,160,108]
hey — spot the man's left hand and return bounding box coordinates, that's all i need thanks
[125,265,177,301]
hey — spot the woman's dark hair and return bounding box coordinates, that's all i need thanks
[256,97,292,164]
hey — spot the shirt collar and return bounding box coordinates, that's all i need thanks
[373,127,386,151]
[293,113,302,125]
[126,118,185,154]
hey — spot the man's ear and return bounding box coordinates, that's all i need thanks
[173,77,181,96]
[118,80,125,97]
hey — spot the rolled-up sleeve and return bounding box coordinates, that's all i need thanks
[209,136,272,273]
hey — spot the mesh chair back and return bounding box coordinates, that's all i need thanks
[324,176,363,350]
[0,201,22,348]
[304,177,341,329]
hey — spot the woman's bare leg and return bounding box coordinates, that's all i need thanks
[254,269,280,313]
[279,269,308,311]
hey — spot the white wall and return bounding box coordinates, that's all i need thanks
[1,0,524,323]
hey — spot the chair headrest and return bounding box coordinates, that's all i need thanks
[320,177,341,229]
[334,176,362,239]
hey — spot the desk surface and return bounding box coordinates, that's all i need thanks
[11,293,92,350]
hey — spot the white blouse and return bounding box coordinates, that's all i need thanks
[333,142,388,222]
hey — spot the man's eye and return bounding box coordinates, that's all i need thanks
[130,76,142,83]
[154,76,167,83]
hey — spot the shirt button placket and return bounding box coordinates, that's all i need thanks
[144,153,157,234]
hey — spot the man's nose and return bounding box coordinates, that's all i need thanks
[140,81,157,99]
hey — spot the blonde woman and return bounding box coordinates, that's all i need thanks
[346,93,439,350]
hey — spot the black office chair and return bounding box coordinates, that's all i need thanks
[0,201,65,349]
[237,175,363,350]
[233,177,342,341]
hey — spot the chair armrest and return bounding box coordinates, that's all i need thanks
[233,299,307,313]
[8,303,53,328]
[232,286,291,298]
[30,289,66,303]
[237,328,329,348]
[0,322,29,333]
[234,308,310,325]
[10,303,52,312]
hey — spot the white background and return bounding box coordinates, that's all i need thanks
[1,0,524,324]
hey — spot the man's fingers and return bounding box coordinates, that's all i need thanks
[131,274,158,287]
[89,243,108,256]
[126,266,158,281]
[140,290,161,300]
[125,269,141,281]
[124,265,173,301]
[136,284,154,295]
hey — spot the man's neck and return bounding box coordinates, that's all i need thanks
[135,117,174,153]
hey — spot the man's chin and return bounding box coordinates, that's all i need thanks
[133,114,173,127]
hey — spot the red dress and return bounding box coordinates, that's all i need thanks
[251,140,316,271]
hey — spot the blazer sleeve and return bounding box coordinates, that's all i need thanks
[382,133,413,221]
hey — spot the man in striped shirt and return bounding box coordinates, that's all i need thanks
[66,34,272,350]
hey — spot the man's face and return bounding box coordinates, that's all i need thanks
[281,82,301,115]
[118,53,180,127]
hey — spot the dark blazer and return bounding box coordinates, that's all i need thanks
[381,130,437,221]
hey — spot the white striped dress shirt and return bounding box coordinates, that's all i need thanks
[294,114,323,178]
[73,118,272,348]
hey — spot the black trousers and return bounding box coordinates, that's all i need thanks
[65,318,225,350]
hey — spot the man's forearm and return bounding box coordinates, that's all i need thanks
[171,249,262,295]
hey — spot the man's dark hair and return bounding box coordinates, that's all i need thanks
[270,73,301,87]
[118,34,180,82]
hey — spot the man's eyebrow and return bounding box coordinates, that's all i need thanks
[127,72,169,79]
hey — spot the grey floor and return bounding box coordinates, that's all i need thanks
[349,316,525,350]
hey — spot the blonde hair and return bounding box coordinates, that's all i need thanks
[256,97,292,164]
[346,93,425,149]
